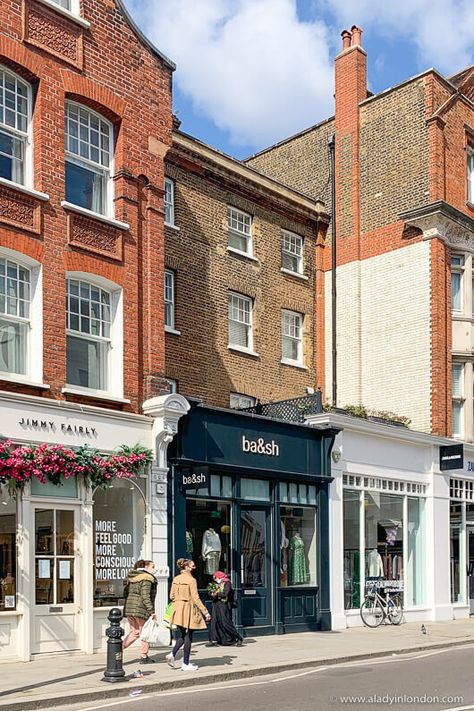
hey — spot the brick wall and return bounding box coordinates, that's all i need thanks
[0,0,173,412]
[164,149,324,408]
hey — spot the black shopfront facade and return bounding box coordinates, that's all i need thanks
[168,403,338,636]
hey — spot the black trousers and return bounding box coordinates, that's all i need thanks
[172,626,194,664]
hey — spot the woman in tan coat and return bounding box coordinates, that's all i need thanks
[165,558,210,671]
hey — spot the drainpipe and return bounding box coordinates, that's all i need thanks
[328,134,337,407]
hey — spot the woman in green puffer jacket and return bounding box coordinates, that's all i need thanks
[123,559,157,663]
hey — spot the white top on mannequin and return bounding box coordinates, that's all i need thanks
[202,528,222,557]
[367,549,384,577]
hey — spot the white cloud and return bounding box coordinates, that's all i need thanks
[125,0,334,148]
[319,0,474,74]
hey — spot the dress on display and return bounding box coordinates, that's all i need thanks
[367,549,384,578]
[290,534,308,585]
[202,529,222,575]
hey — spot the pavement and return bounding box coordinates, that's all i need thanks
[1,619,474,711]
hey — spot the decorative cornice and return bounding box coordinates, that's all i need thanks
[400,200,474,250]
[142,393,190,468]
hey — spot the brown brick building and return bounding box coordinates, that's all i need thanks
[163,130,330,408]
[247,25,474,442]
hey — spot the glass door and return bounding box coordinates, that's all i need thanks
[33,506,81,653]
[240,506,272,627]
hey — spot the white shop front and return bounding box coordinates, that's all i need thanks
[0,390,189,662]
[306,412,460,629]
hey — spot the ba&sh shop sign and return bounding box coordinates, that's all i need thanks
[181,466,210,489]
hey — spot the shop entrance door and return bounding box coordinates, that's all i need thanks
[32,505,81,654]
[468,527,474,614]
[240,506,272,627]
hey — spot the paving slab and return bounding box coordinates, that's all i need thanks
[1,619,474,711]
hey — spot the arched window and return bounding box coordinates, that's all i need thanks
[93,478,147,607]
[64,102,113,216]
[0,66,31,187]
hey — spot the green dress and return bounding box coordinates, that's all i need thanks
[290,535,308,585]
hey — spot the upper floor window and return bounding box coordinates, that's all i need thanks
[281,310,303,365]
[227,207,252,255]
[281,230,303,274]
[230,392,255,409]
[66,278,111,391]
[0,67,30,187]
[228,292,252,351]
[164,269,175,330]
[166,378,177,394]
[65,103,113,216]
[52,0,73,8]
[452,363,464,438]
[451,254,465,313]
[468,147,474,204]
[164,178,175,226]
[0,258,30,375]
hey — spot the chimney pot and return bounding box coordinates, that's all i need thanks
[351,25,363,47]
[341,30,352,50]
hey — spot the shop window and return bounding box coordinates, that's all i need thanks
[450,502,463,603]
[0,488,16,611]
[93,478,146,607]
[240,478,270,501]
[279,482,316,505]
[343,489,361,609]
[407,497,426,607]
[185,474,232,499]
[65,102,113,217]
[364,492,403,593]
[186,499,231,590]
[280,506,316,587]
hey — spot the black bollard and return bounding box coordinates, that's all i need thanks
[102,607,126,683]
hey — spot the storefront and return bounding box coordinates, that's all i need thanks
[448,447,474,618]
[169,403,338,635]
[306,411,460,629]
[0,389,190,661]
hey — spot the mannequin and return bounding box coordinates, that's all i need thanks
[202,527,222,575]
[367,548,384,578]
[185,530,194,556]
[280,520,289,586]
[289,532,308,585]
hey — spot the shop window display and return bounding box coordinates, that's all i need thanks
[0,489,16,611]
[364,493,403,592]
[450,502,462,603]
[407,497,426,606]
[343,489,360,609]
[279,506,316,587]
[186,500,231,590]
[93,478,146,606]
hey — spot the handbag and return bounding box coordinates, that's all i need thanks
[140,617,170,647]
[162,601,176,630]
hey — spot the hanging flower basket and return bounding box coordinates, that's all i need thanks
[0,440,153,494]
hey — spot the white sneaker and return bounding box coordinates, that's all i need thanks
[181,662,198,671]
[165,652,176,669]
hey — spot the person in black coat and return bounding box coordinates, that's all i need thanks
[208,571,243,646]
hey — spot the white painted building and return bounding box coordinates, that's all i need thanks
[0,390,189,662]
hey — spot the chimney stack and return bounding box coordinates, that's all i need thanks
[341,30,351,50]
[351,25,362,47]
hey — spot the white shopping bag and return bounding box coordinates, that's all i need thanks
[140,617,170,647]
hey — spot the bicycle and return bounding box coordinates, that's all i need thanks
[360,579,403,627]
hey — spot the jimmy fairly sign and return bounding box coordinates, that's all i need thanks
[242,435,279,456]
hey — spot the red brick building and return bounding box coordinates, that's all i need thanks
[248,26,474,442]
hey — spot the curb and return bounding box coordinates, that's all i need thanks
[1,638,473,711]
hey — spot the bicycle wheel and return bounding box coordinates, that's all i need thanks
[387,594,403,625]
[360,596,384,627]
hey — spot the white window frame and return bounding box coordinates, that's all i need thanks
[36,0,90,28]
[0,65,33,190]
[164,269,178,333]
[64,101,114,219]
[452,362,465,439]
[228,291,253,353]
[468,147,474,205]
[166,378,177,394]
[164,178,175,227]
[227,206,253,257]
[281,309,303,366]
[230,392,255,409]
[65,272,123,399]
[451,254,465,314]
[0,248,43,386]
[281,230,303,275]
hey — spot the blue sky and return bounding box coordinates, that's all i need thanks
[124,0,474,159]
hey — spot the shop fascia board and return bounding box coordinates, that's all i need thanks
[171,131,329,224]
[0,389,151,426]
[306,411,456,449]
